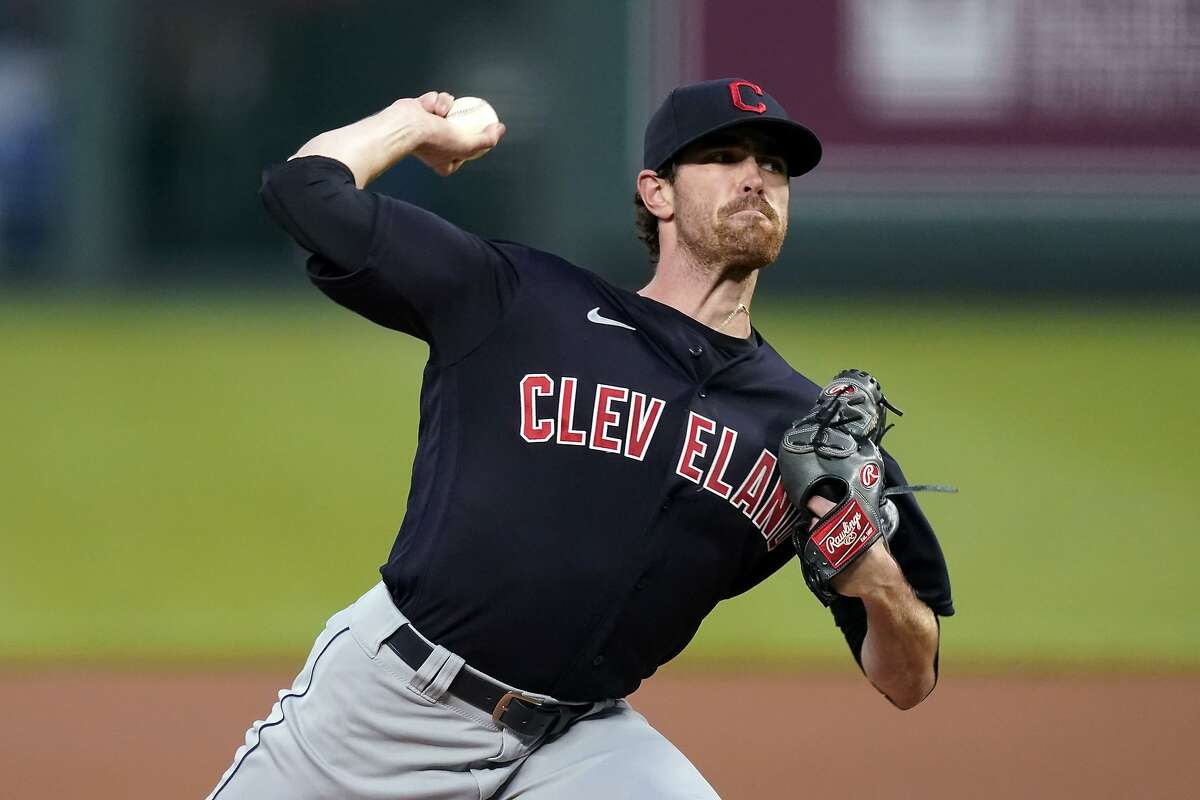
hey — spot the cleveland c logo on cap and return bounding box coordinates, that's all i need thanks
[728,80,767,113]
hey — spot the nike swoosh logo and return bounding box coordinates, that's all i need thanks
[587,307,636,331]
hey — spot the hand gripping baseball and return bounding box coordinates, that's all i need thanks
[778,369,954,606]
[289,91,505,187]
[412,91,505,176]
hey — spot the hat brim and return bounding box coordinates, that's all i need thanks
[655,117,822,178]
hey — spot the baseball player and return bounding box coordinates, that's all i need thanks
[209,78,953,799]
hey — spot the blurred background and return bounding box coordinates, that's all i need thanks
[1,1,1198,797]
[4,0,1200,289]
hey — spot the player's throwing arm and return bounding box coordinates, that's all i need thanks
[292,91,505,186]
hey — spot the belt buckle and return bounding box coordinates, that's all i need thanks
[492,690,542,723]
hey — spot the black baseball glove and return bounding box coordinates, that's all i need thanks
[778,369,954,606]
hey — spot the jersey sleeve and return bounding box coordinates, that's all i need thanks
[259,155,519,364]
[830,596,868,667]
[880,448,955,617]
[829,449,952,666]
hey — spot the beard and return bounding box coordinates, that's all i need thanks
[675,191,787,272]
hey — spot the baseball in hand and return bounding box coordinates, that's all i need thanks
[445,97,501,161]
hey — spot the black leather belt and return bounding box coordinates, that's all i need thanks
[384,624,591,739]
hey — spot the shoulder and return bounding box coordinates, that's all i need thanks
[489,240,594,275]
[488,239,620,293]
[755,337,824,403]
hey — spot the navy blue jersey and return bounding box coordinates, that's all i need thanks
[260,156,953,702]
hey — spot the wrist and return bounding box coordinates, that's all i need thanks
[828,537,909,601]
[376,99,433,145]
[348,109,426,187]
[291,100,430,187]
[848,553,909,603]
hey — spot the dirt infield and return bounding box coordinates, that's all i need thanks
[1,668,1196,799]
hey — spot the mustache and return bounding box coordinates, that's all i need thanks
[720,196,778,222]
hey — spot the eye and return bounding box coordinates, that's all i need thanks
[761,157,787,174]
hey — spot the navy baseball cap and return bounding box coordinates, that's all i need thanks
[643,78,822,177]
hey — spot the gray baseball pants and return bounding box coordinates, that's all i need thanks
[206,582,720,799]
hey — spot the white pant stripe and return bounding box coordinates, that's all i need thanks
[206,626,350,799]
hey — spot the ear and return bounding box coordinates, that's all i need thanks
[636,169,674,221]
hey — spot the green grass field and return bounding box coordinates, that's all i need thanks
[2,296,1197,670]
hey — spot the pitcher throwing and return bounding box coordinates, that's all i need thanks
[209,78,954,799]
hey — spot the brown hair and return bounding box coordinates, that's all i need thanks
[633,161,677,263]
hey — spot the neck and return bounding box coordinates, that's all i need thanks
[637,246,760,339]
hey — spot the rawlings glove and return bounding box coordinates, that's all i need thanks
[778,369,954,606]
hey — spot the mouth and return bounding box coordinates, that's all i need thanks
[729,208,770,221]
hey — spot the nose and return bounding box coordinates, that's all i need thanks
[737,156,764,194]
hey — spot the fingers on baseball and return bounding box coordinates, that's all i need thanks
[415,91,455,116]
[470,124,503,153]
[416,91,439,112]
[449,127,505,174]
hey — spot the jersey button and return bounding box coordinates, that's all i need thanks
[698,390,707,398]
[592,655,605,667]
[688,345,704,357]
[635,578,648,591]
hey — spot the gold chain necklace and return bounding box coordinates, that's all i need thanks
[719,303,749,332]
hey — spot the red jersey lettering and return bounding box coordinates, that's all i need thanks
[556,376,587,446]
[624,391,665,461]
[752,477,794,536]
[702,427,739,499]
[589,384,628,453]
[730,449,777,519]
[676,412,717,484]
[519,374,554,443]
[765,506,801,550]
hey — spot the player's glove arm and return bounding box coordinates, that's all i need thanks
[833,559,940,710]
[832,450,951,708]
[780,370,953,709]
